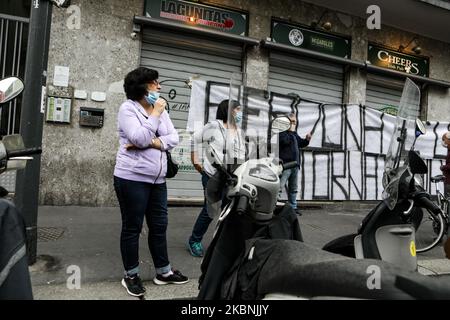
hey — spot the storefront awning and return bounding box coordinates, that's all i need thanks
[133,16,260,47]
[262,40,450,88]
[365,64,450,88]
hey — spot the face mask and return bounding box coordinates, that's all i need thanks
[234,111,243,124]
[145,91,160,105]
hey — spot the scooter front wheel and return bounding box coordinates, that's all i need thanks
[415,210,445,253]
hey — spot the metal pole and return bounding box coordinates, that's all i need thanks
[15,0,53,265]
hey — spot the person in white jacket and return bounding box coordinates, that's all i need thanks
[187,100,245,257]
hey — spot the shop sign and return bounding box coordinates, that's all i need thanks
[145,0,248,36]
[271,20,351,58]
[368,44,429,77]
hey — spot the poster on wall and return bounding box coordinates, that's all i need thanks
[187,80,449,201]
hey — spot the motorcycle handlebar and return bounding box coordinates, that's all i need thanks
[282,161,298,171]
[236,195,249,215]
[414,195,442,215]
[7,147,42,158]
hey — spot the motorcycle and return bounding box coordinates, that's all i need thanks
[322,78,442,271]
[0,77,42,300]
[197,79,450,300]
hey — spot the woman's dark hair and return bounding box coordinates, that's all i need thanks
[123,67,158,100]
[216,99,240,123]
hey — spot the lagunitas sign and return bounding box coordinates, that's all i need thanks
[144,0,248,36]
[271,20,351,58]
[368,44,429,77]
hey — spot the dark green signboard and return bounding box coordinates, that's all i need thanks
[368,44,429,77]
[144,0,248,36]
[271,20,351,58]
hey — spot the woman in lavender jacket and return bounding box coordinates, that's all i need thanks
[114,67,188,298]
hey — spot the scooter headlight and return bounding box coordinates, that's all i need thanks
[248,165,278,182]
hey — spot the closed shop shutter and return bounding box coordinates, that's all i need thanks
[366,74,404,111]
[140,27,243,199]
[268,51,344,104]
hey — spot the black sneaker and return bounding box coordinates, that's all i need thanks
[121,275,146,297]
[295,208,303,216]
[153,269,189,285]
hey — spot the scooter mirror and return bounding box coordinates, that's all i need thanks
[409,150,427,174]
[415,119,426,137]
[271,116,291,134]
[0,77,24,105]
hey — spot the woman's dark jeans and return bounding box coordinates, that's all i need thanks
[114,176,171,275]
[189,171,230,244]
[189,172,212,244]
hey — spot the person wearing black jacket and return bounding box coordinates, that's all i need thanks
[0,199,33,299]
[278,113,311,215]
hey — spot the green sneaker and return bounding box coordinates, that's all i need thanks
[187,240,204,257]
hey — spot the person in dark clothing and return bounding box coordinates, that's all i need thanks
[0,200,33,300]
[440,131,450,198]
[278,112,311,215]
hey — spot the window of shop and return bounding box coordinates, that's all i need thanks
[366,74,404,113]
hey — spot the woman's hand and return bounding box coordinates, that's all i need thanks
[151,137,162,150]
[151,98,166,117]
[193,163,203,173]
[125,138,162,150]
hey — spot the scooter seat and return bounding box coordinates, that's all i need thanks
[238,239,450,300]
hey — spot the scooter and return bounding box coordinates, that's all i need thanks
[197,114,301,300]
[197,79,450,300]
[322,78,442,272]
[0,77,42,299]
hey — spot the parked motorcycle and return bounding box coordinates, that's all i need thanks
[0,77,42,300]
[322,78,442,271]
[197,79,450,300]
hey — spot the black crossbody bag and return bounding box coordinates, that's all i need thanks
[156,130,178,179]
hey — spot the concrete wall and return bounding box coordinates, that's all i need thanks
[40,0,450,206]
[40,0,143,205]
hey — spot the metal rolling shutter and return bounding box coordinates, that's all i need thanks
[140,27,243,199]
[268,51,344,104]
[366,74,404,111]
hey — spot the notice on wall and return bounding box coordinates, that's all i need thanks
[53,66,70,87]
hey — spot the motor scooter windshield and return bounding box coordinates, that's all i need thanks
[382,78,421,209]
[225,73,294,169]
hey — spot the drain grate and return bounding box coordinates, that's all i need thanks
[37,227,66,242]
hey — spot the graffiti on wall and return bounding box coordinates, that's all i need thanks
[187,80,450,200]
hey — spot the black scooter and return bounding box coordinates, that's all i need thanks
[0,77,42,299]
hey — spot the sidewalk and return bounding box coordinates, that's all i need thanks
[30,204,450,300]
